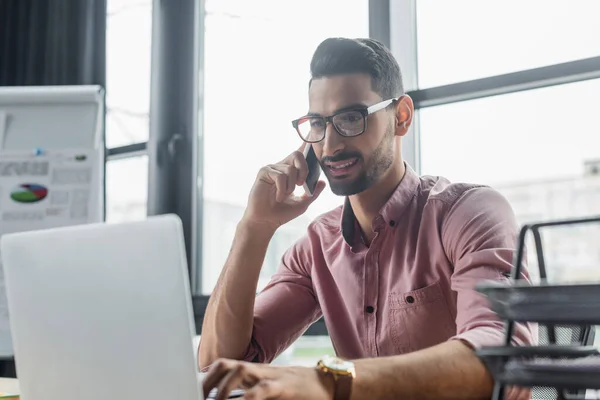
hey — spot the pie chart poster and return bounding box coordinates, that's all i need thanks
[0,150,99,238]
[10,183,49,204]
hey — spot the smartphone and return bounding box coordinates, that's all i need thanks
[303,144,321,196]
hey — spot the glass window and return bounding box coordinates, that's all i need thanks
[201,0,369,293]
[416,0,600,88]
[105,0,152,148]
[105,155,148,223]
[419,79,600,284]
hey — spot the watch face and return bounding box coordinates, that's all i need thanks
[321,355,354,372]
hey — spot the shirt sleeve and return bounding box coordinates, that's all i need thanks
[441,186,537,350]
[240,232,322,364]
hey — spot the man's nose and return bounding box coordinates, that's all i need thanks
[321,122,344,157]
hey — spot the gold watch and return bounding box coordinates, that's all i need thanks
[316,355,356,400]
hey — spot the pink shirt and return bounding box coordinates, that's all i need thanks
[244,165,535,363]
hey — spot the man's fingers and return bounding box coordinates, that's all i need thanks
[202,359,236,399]
[257,149,318,204]
[505,385,531,400]
[290,151,309,185]
[274,150,311,187]
[274,172,289,203]
[215,364,249,400]
[261,167,288,203]
[269,164,298,196]
[281,151,309,181]
[301,180,326,203]
[284,180,326,212]
[243,379,282,400]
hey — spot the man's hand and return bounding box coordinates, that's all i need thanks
[202,359,333,400]
[243,149,326,232]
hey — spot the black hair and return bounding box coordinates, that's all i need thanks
[309,37,404,99]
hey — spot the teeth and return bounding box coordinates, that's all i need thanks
[331,159,356,169]
[333,163,350,169]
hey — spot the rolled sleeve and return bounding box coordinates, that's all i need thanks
[245,233,322,364]
[441,187,537,350]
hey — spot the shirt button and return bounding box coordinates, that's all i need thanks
[389,220,396,227]
[365,306,375,313]
[406,296,415,304]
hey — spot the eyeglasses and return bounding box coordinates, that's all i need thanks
[291,98,398,143]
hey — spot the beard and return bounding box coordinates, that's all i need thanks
[322,124,395,196]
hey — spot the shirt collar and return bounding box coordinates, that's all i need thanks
[340,163,420,247]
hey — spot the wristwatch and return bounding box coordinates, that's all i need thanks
[316,355,356,400]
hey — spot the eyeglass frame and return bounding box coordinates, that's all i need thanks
[291,97,400,143]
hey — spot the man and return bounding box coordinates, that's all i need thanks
[199,37,535,399]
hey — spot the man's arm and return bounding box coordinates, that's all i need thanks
[199,223,324,368]
[199,149,326,369]
[350,340,493,400]
[198,219,276,367]
[442,186,536,350]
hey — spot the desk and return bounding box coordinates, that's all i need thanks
[0,378,18,394]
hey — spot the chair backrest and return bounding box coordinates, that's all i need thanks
[532,324,596,399]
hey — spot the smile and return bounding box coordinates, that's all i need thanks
[324,157,360,177]
[326,158,359,169]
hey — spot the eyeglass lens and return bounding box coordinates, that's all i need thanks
[296,110,365,142]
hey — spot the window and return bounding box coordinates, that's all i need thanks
[104,0,152,224]
[416,0,600,88]
[105,156,149,223]
[419,78,600,285]
[420,78,600,186]
[105,0,152,148]
[201,0,369,294]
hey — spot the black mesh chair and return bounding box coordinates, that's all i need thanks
[486,216,600,400]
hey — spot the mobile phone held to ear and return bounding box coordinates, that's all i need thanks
[303,144,321,196]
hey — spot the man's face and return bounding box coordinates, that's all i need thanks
[308,73,396,196]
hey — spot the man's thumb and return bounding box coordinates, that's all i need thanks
[301,180,326,205]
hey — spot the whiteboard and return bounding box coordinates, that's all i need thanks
[0,86,104,151]
[0,85,105,357]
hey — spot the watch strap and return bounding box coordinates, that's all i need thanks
[333,373,353,400]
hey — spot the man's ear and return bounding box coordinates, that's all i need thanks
[394,95,414,137]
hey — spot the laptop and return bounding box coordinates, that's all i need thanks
[0,214,203,400]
